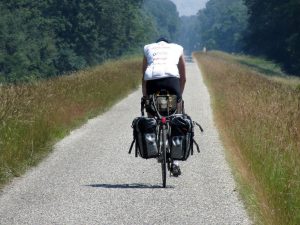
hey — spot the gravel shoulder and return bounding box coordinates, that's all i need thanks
[0,62,251,225]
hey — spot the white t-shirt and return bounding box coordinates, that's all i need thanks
[143,41,183,80]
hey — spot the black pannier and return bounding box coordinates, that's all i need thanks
[130,117,159,159]
[169,115,194,161]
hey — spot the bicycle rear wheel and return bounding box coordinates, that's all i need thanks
[161,125,167,188]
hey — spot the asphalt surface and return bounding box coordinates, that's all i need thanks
[0,62,251,225]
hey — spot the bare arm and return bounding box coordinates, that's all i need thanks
[142,56,147,96]
[178,54,186,94]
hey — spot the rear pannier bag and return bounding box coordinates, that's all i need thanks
[131,117,159,159]
[169,115,193,161]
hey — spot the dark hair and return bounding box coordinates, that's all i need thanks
[156,37,170,43]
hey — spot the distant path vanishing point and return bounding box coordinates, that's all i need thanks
[0,61,251,225]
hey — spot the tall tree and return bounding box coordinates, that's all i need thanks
[143,0,180,41]
[195,0,248,53]
[0,0,156,82]
[177,16,199,54]
[245,0,300,74]
[0,0,58,82]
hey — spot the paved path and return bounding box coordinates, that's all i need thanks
[0,62,251,225]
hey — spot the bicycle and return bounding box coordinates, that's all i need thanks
[129,90,203,188]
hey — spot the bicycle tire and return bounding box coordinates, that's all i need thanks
[161,125,167,188]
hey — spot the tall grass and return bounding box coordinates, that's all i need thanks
[0,57,142,187]
[194,52,300,225]
[209,51,300,89]
[208,51,286,77]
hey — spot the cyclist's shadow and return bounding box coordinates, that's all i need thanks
[85,183,174,189]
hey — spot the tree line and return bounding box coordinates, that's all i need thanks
[178,0,300,75]
[3,0,297,78]
[178,0,248,54]
[0,0,180,83]
[245,0,300,74]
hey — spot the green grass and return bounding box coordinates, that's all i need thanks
[194,51,300,225]
[0,56,142,188]
[208,51,285,76]
[208,51,300,89]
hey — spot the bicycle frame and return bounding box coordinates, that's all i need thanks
[141,92,179,188]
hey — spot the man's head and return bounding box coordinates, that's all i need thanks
[156,37,170,43]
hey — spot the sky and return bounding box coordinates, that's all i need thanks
[170,0,209,16]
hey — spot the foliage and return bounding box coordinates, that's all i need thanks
[196,0,248,52]
[178,0,248,53]
[177,16,199,54]
[177,0,300,74]
[142,0,180,41]
[0,0,154,83]
[0,1,58,82]
[244,0,300,75]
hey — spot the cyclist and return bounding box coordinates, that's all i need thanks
[142,37,186,177]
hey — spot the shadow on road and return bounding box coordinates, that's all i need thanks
[85,183,174,189]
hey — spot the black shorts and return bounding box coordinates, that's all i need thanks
[146,77,182,102]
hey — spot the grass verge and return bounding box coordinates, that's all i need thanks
[194,51,300,225]
[208,51,300,89]
[0,56,142,188]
